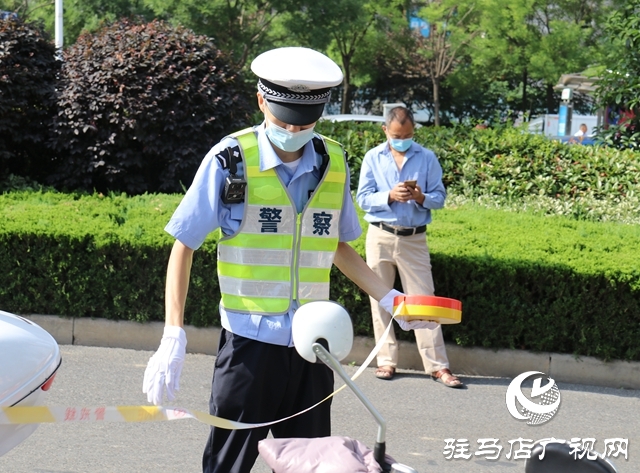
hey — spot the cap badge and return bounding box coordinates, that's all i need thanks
[288,84,311,93]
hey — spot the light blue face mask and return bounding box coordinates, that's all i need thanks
[265,120,316,152]
[389,138,413,152]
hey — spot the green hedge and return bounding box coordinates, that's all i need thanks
[315,122,640,224]
[2,191,639,361]
[429,206,640,361]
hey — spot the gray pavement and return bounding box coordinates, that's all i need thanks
[24,315,640,391]
[2,345,638,473]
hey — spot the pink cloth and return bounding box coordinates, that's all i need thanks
[258,436,396,473]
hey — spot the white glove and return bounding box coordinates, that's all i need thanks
[143,325,187,405]
[395,317,439,331]
[379,289,404,315]
[380,289,439,331]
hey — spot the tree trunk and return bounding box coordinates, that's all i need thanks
[433,77,441,127]
[341,57,351,114]
[521,68,528,115]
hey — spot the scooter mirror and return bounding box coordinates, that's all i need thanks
[292,301,353,363]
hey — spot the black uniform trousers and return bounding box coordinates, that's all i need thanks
[202,329,334,473]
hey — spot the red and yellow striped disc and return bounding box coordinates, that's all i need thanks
[393,295,462,324]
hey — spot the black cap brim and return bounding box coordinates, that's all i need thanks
[266,100,325,126]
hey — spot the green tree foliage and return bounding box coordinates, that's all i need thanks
[381,0,479,126]
[0,17,60,183]
[142,0,298,69]
[284,0,406,114]
[49,19,252,194]
[0,0,49,21]
[593,0,640,149]
[470,0,603,116]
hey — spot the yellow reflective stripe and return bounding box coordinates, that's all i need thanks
[317,180,345,195]
[233,129,259,158]
[324,171,346,184]
[299,267,331,283]
[221,294,290,314]
[247,171,291,205]
[218,261,290,280]
[221,233,293,249]
[322,136,344,160]
[245,166,262,178]
[251,185,287,203]
[300,237,339,252]
[315,193,343,207]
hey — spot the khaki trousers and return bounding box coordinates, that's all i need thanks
[366,223,449,373]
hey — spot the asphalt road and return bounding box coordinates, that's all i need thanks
[2,345,638,473]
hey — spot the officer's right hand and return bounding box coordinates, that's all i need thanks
[143,326,187,405]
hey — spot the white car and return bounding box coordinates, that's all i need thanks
[0,310,62,456]
[321,114,386,124]
[321,114,423,128]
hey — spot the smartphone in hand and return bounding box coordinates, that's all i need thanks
[404,180,417,189]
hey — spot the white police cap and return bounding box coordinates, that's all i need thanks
[251,47,343,126]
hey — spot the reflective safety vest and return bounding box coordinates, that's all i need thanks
[217,128,347,315]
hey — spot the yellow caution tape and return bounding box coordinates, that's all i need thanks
[2,300,461,428]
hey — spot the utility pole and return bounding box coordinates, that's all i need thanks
[55,0,63,51]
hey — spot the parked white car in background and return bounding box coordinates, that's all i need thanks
[321,114,423,128]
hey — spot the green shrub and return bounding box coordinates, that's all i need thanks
[0,17,60,184]
[48,19,252,195]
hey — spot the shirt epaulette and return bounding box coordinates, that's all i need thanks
[215,146,242,174]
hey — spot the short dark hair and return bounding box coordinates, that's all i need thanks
[386,106,415,127]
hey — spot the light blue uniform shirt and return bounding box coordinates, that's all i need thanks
[355,141,446,227]
[165,123,362,347]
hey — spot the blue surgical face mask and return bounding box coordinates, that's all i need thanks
[265,120,316,152]
[389,138,413,152]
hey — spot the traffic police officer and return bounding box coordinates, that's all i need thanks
[143,46,420,473]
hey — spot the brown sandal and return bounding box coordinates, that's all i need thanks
[431,368,463,388]
[375,366,396,380]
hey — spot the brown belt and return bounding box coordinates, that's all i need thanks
[371,221,426,236]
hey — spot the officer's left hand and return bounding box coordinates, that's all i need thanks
[379,289,403,314]
[396,317,439,331]
[381,289,440,331]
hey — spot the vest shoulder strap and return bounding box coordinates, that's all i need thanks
[312,136,331,178]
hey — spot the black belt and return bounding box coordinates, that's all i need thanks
[371,221,426,236]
